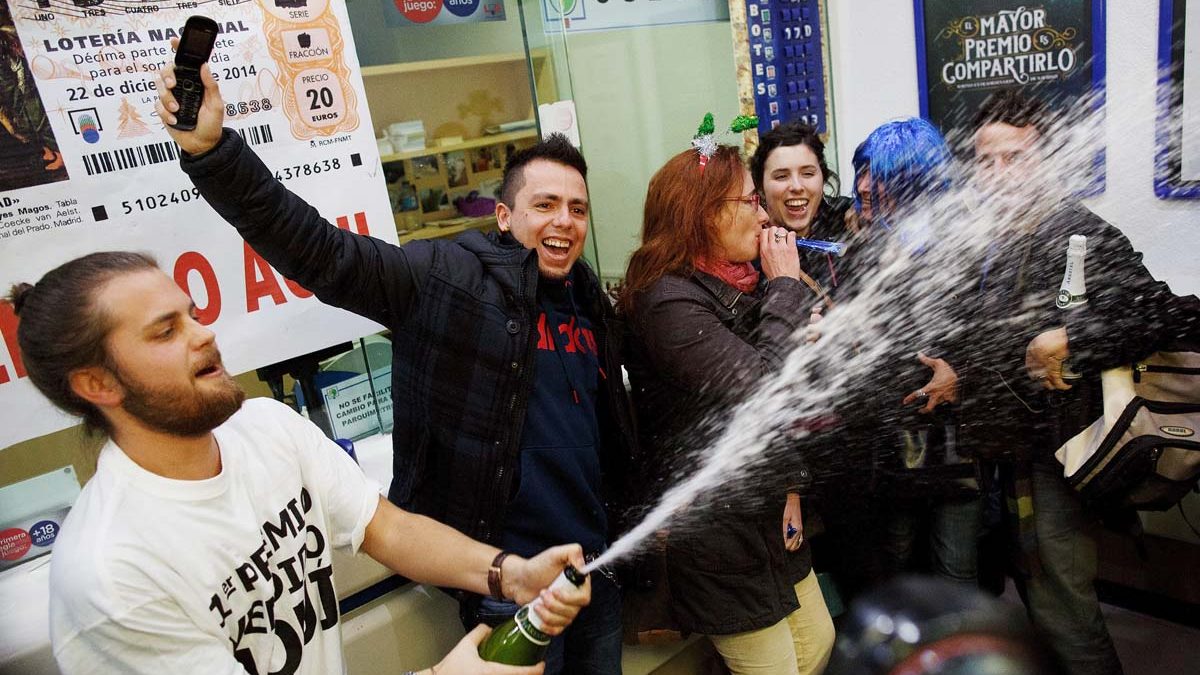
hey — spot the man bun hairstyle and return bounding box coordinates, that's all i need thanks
[8,251,159,435]
[498,133,588,207]
[7,282,35,316]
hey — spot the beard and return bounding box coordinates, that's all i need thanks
[117,363,246,437]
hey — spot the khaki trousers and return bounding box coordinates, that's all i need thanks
[708,571,836,675]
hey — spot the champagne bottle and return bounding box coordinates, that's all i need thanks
[1055,235,1088,380]
[478,565,588,665]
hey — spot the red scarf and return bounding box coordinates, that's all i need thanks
[694,257,760,294]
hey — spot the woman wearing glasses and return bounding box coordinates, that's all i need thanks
[617,143,834,674]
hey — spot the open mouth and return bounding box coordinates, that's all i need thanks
[194,360,224,378]
[542,237,572,254]
[784,198,810,216]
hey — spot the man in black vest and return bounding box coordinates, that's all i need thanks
[159,57,633,674]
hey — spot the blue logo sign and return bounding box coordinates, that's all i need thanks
[444,0,480,17]
[30,520,60,547]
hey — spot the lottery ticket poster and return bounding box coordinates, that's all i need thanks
[0,0,396,448]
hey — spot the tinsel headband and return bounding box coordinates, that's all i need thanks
[691,112,758,173]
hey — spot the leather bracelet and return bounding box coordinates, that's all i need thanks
[487,551,511,600]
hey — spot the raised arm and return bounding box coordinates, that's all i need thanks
[157,56,430,327]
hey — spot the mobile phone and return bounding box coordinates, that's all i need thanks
[170,16,219,131]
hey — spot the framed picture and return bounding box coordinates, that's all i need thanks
[1155,0,1200,199]
[445,151,469,188]
[391,181,419,213]
[410,155,441,181]
[470,145,501,173]
[419,187,448,214]
[913,0,1106,188]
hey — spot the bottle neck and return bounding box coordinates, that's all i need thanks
[1057,252,1088,309]
[515,606,552,646]
[519,566,586,645]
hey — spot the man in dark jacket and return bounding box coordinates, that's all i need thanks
[158,62,633,674]
[955,90,1183,675]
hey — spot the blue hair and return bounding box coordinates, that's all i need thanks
[860,117,952,213]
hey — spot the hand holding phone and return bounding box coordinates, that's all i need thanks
[170,16,219,131]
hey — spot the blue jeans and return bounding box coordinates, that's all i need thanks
[883,496,982,584]
[1016,460,1123,675]
[468,571,623,675]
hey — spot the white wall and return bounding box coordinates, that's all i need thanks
[827,0,1199,297]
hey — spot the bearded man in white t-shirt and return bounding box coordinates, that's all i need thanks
[8,251,591,675]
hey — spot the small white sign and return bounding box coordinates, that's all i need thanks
[321,366,394,440]
[0,467,80,571]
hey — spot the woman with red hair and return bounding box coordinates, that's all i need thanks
[618,143,835,674]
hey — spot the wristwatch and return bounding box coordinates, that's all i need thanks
[488,551,512,600]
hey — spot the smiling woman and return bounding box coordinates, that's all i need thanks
[617,141,835,675]
[750,122,853,297]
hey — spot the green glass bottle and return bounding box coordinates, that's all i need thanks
[478,565,588,665]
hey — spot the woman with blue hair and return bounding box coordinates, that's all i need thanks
[804,120,972,611]
[847,118,982,592]
[854,117,953,251]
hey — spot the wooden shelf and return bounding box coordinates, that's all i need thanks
[397,216,497,244]
[361,48,549,78]
[381,128,536,163]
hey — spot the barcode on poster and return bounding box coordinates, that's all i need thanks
[236,124,274,147]
[82,141,179,176]
[80,125,272,176]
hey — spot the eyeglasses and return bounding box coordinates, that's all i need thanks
[723,192,761,209]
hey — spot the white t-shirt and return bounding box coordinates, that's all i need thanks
[49,398,381,675]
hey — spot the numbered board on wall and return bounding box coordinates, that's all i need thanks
[730,0,833,141]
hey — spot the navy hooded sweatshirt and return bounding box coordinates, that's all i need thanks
[501,278,608,558]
